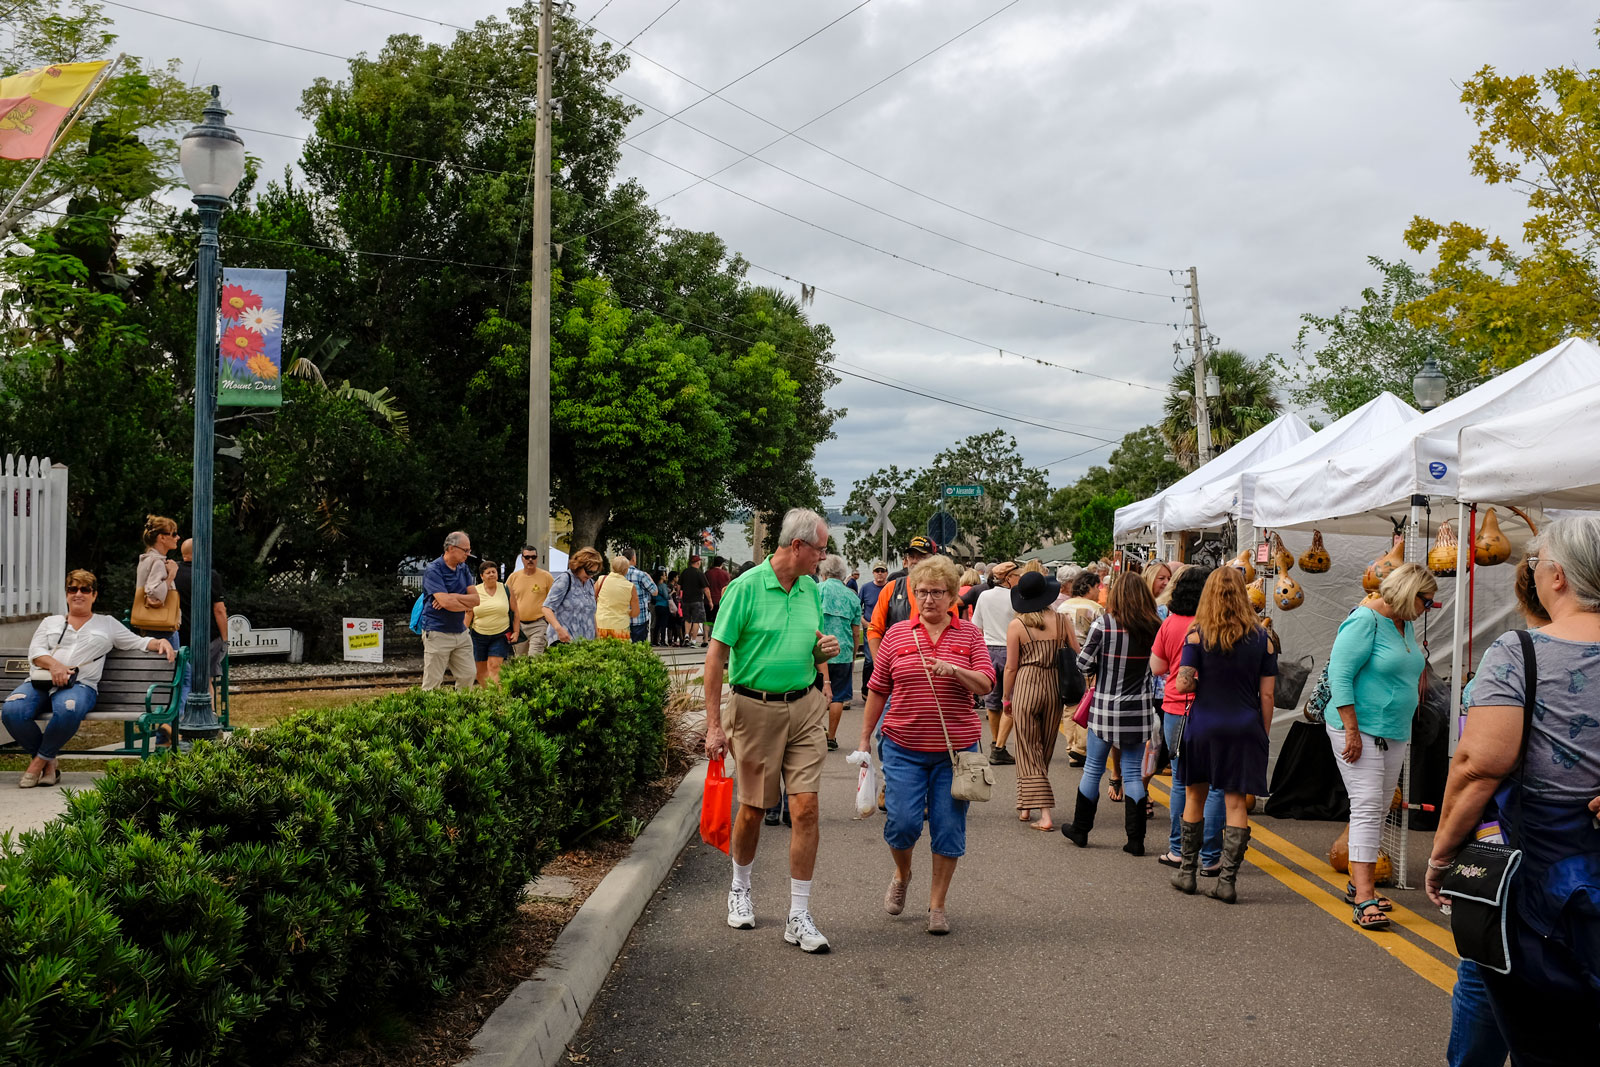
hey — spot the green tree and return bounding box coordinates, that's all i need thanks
[1399,30,1600,366]
[1271,257,1486,418]
[1047,425,1184,555]
[1073,491,1134,564]
[1160,349,1281,469]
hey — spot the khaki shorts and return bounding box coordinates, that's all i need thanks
[512,619,549,657]
[726,687,827,809]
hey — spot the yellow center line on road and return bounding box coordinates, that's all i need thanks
[1147,781,1457,994]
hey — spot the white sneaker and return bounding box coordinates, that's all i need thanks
[727,888,755,929]
[783,910,830,953]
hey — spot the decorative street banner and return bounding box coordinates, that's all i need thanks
[217,267,286,407]
[0,61,108,160]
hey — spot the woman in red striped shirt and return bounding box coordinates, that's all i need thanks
[859,555,996,935]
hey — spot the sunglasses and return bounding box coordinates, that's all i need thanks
[65,585,96,594]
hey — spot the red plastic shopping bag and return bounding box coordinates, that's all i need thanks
[1073,686,1094,728]
[699,758,733,854]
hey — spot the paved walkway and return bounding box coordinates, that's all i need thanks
[571,698,1458,1066]
[0,771,101,836]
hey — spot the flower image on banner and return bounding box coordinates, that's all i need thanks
[217,268,287,408]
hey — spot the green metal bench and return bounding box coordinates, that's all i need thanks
[2,645,191,758]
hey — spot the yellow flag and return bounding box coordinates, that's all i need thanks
[0,61,109,160]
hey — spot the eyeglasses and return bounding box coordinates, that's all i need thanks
[914,588,952,600]
[65,586,95,594]
[1525,556,1540,571]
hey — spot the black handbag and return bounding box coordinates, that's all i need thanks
[1056,643,1086,706]
[1441,630,1536,974]
[1275,654,1314,710]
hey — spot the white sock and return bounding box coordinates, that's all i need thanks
[731,860,753,892]
[789,878,812,919]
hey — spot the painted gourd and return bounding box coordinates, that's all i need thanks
[1365,538,1405,590]
[1299,530,1331,573]
[1274,572,1305,610]
[1475,507,1511,566]
[1248,577,1267,611]
[1271,532,1294,572]
[1230,549,1256,584]
[1330,825,1350,873]
[1374,852,1394,886]
[1429,521,1458,577]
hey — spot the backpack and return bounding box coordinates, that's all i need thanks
[409,592,427,634]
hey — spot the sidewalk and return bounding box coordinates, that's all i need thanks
[569,699,1457,1067]
[0,770,100,836]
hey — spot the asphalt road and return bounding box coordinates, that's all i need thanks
[570,698,1459,1067]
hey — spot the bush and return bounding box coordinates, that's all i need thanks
[227,576,418,662]
[498,640,670,839]
[0,639,669,1065]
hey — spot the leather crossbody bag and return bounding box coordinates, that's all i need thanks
[1440,630,1536,974]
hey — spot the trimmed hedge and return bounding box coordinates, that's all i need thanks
[0,640,669,1065]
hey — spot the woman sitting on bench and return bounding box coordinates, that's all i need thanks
[3,569,175,788]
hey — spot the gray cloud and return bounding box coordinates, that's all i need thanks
[103,0,1590,506]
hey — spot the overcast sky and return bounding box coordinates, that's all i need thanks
[99,0,1591,505]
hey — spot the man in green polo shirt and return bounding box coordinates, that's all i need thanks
[704,506,839,953]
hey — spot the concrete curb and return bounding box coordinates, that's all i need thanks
[462,759,707,1067]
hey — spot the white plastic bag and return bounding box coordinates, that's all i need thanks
[846,749,876,818]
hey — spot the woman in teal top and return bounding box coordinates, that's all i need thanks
[1325,561,1437,930]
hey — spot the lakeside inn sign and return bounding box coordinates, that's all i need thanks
[226,615,304,661]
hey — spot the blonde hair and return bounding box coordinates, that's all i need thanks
[610,555,629,575]
[1143,561,1177,605]
[1194,566,1261,653]
[1022,559,1045,574]
[142,514,176,548]
[959,568,980,587]
[1016,610,1047,630]
[1379,562,1439,621]
[569,547,604,574]
[908,555,961,599]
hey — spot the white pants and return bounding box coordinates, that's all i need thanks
[1326,723,1409,864]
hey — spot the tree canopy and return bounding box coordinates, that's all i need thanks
[1159,349,1281,469]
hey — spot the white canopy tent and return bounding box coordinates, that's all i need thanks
[1252,337,1600,535]
[1457,380,1600,510]
[1159,392,1420,535]
[1113,412,1314,547]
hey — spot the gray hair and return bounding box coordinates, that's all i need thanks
[1057,564,1082,586]
[818,554,849,582]
[1534,515,1600,612]
[779,507,827,548]
[444,530,469,549]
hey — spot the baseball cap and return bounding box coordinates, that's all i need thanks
[871,560,888,572]
[907,535,935,555]
[689,554,701,562]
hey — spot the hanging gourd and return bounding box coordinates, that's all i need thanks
[1231,548,1256,583]
[1364,538,1405,591]
[1429,521,1459,577]
[1271,532,1294,573]
[1274,572,1305,610]
[1247,577,1267,611]
[1475,507,1512,566]
[1329,825,1350,873]
[1299,530,1331,573]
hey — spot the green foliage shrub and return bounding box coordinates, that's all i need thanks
[227,576,419,661]
[498,640,670,839]
[0,639,667,1064]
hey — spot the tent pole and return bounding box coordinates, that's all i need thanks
[1449,499,1468,757]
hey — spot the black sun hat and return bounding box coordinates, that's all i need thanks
[1010,570,1061,613]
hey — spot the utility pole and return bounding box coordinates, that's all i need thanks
[1187,266,1213,466]
[526,1,555,558]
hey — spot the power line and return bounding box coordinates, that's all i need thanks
[585,0,619,25]
[620,0,687,50]
[743,263,1168,391]
[613,139,1180,328]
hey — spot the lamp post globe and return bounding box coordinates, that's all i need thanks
[178,86,244,743]
[1412,356,1448,412]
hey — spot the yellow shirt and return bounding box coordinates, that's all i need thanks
[506,567,552,622]
[594,572,635,632]
[472,582,512,636]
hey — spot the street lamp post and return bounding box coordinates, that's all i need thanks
[1412,355,1448,412]
[177,86,245,741]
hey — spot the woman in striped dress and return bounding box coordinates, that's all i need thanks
[1003,571,1079,830]
[1060,574,1161,855]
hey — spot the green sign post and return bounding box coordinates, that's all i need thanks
[944,484,984,498]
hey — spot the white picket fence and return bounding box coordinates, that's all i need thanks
[1,454,69,620]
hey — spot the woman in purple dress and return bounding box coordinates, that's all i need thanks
[1167,566,1277,903]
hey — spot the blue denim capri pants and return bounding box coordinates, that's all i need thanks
[880,734,975,858]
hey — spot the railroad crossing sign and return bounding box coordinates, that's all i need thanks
[867,494,897,565]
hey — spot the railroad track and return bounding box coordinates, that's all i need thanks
[231,674,421,696]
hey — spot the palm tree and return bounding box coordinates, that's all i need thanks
[1161,348,1281,469]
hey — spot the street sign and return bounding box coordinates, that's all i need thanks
[945,484,983,498]
[867,495,897,563]
[928,511,958,547]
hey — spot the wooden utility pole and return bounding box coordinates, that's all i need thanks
[526,2,554,557]
[1187,266,1213,465]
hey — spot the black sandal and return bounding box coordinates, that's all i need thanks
[1352,899,1392,929]
[1343,883,1395,911]
[1107,777,1124,803]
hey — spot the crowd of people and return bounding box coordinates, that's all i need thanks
[693,508,1600,1063]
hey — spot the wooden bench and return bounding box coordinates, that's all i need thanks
[2,645,191,758]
